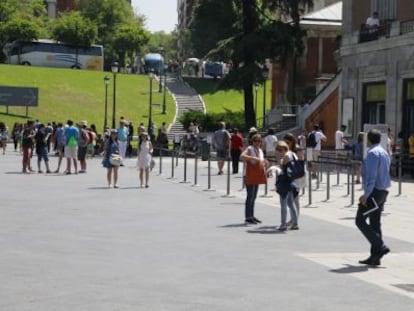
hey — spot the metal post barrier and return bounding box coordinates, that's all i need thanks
[222,158,234,197]
[175,145,179,167]
[336,170,340,185]
[241,161,246,190]
[193,153,199,187]
[398,156,402,196]
[158,147,163,175]
[350,162,355,206]
[169,150,175,179]
[347,165,350,195]
[204,155,215,191]
[326,170,330,201]
[180,151,190,183]
[307,167,313,206]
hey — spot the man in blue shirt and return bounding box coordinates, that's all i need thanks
[64,120,79,174]
[356,129,391,266]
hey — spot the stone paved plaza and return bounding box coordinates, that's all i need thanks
[1,149,413,310]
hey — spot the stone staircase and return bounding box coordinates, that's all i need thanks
[164,74,205,139]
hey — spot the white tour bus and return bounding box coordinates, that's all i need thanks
[4,39,104,71]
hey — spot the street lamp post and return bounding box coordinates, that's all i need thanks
[254,83,259,126]
[111,62,119,129]
[148,70,155,131]
[262,65,269,128]
[162,71,167,114]
[103,75,110,131]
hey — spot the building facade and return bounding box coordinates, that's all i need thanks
[340,0,414,139]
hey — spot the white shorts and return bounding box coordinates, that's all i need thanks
[65,146,78,159]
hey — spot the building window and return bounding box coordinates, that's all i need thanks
[371,0,397,21]
[363,82,386,125]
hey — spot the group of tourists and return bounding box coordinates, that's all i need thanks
[0,117,158,189]
[208,120,392,266]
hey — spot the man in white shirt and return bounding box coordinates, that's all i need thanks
[263,127,278,159]
[366,12,380,29]
[310,124,327,178]
[335,125,348,150]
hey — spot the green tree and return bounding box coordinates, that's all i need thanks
[0,0,47,61]
[190,0,238,60]
[76,0,138,64]
[113,23,149,68]
[146,31,178,63]
[191,0,313,130]
[52,11,98,68]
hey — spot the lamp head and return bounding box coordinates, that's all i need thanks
[104,75,110,85]
[111,62,119,74]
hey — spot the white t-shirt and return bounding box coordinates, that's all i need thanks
[263,134,278,153]
[366,16,379,27]
[335,130,345,150]
[314,131,326,151]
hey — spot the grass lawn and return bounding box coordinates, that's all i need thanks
[0,64,175,132]
[184,77,272,126]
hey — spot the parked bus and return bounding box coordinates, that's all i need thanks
[4,39,104,71]
[143,53,164,75]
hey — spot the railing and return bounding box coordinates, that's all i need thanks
[150,147,413,209]
[359,20,392,43]
[400,19,414,35]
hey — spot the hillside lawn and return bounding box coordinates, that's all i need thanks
[0,64,175,132]
[184,77,271,127]
[0,65,270,132]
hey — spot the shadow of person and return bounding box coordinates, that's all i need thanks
[329,264,384,274]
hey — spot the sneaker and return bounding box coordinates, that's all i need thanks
[114,184,119,189]
[38,170,43,173]
[278,224,288,231]
[290,224,299,230]
[253,217,262,224]
[245,218,256,225]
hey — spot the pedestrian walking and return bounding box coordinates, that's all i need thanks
[21,120,35,173]
[307,124,327,178]
[230,128,243,174]
[117,119,129,164]
[0,122,9,155]
[212,121,231,175]
[64,120,79,175]
[275,140,299,231]
[283,133,305,217]
[102,129,120,188]
[240,133,268,224]
[53,123,65,173]
[137,132,153,188]
[34,124,52,173]
[356,129,391,266]
[77,121,90,173]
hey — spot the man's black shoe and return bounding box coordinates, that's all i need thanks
[253,217,262,224]
[245,218,256,225]
[379,247,390,258]
[359,256,381,266]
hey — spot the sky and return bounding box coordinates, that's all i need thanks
[131,0,177,33]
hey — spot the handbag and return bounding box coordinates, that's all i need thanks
[245,160,267,185]
[285,156,305,180]
[109,153,122,166]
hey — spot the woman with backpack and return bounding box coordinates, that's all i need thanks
[275,140,300,231]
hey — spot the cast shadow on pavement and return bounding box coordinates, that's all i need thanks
[330,264,384,274]
[219,223,248,228]
[246,226,286,234]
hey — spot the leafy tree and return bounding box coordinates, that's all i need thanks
[0,0,47,61]
[113,23,149,68]
[190,0,313,130]
[52,12,97,46]
[76,0,147,67]
[190,0,238,60]
[146,31,178,63]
